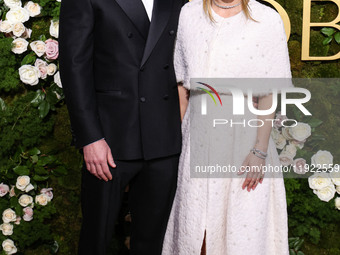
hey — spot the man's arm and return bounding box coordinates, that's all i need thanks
[59,0,115,181]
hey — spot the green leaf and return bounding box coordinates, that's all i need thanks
[49,240,59,254]
[31,154,39,163]
[294,239,304,250]
[35,166,49,175]
[21,53,36,65]
[10,196,19,208]
[37,155,57,167]
[322,36,332,45]
[29,147,41,156]
[0,97,6,111]
[31,90,45,107]
[297,252,304,255]
[33,174,49,181]
[52,166,68,176]
[13,165,30,176]
[39,34,47,41]
[307,118,323,128]
[334,32,340,44]
[321,27,336,36]
[289,249,296,255]
[38,100,50,118]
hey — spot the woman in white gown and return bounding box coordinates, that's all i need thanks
[162,0,292,254]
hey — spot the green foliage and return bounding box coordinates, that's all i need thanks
[289,237,305,255]
[0,92,55,167]
[0,36,20,92]
[321,27,340,45]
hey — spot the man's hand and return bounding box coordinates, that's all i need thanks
[83,139,116,181]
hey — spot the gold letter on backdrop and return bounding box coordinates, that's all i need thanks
[302,0,340,60]
[262,0,291,41]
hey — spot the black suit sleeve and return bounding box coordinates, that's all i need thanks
[59,0,104,148]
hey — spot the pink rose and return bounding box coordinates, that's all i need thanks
[15,216,21,225]
[0,183,9,197]
[35,58,48,79]
[9,186,15,197]
[293,158,308,175]
[45,39,58,60]
[274,111,288,129]
[41,188,53,201]
[23,207,33,221]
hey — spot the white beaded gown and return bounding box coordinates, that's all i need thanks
[162,0,292,255]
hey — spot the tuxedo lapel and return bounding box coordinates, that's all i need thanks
[115,0,150,39]
[141,0,173,66]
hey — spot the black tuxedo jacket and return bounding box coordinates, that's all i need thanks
[59,0,185,160]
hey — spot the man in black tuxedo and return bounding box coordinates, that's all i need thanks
[59,0,185,254]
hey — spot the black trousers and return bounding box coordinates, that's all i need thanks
[78,154,179,255]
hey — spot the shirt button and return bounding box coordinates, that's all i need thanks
[163,64,169,70]
[127,32,133,38]
[140,97,146,102]
[169,30,175,36]
[140,67,145,71]
[163,94,169,100]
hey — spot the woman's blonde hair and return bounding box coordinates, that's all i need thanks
[203,0,254,22]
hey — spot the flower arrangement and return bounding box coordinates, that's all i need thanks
[0,0,63,118]
[0,148,67,254]
[271,111,340,209]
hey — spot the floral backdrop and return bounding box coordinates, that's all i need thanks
[0,0,339,254]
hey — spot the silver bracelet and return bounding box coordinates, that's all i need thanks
[250,148,267,159]
[253,148,267,157]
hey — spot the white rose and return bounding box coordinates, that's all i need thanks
[288,122,312,142]
[19,65,40,85]
[330,171,340,186]
[311,150,333,169]
[54,71,62,88]
[0,20,13,33]
[2,239,17,255]
[281,127,293,140]
[30,40,46,57]
[18,194,33,207]
[0,223,13,236]
[308,172,332,190]
[35,194,49,206]
[313,184,336,202]
[47,63,57,76]
[289,139,304,149]
[21,27,32,39]
[2,209,16,223]
[24,1,41,17]
[282,144,297,158]
[336,185,340,195]
[25,183,34,192]
[12,38,28,54]
[271,129,286,150]
[279,151,294,166]
[12,22,25,37]
[335,197,340,210]
[4,0,22,8]
[6,7,29,24]
[15,175,30,191]
[49,19,59,38]
[56,0,61,2]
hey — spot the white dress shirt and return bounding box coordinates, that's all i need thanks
[141,0,154,20]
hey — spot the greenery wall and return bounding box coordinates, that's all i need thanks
[0,0,339,254]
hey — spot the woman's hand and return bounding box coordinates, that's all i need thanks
[238,152,265,192]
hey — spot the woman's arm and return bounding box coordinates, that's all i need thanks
[178,85,189,121]
[239,94,275,192]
